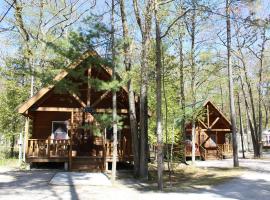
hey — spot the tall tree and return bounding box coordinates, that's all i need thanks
[154,0,164,191]
[119,0,140,177]
[226,0,239,167]
[111,0,117,182]
[132,0,154,179]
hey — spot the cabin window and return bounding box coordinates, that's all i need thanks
[51,121,69,139]
[209,134,216,147]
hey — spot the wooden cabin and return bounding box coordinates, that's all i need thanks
[262,129,270,149]
[18,50,135,171]
[185,101,233,160]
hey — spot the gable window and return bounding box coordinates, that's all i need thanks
[51,121,69,139]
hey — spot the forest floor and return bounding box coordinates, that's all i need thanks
[0,156,270,200]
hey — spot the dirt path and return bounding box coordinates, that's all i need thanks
[0,158,270,200]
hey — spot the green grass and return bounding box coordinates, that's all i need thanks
[148,163,245,192]
[0,158,19,168]
[0,146,20,168]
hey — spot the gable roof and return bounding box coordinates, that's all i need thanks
[18,50,128,114]
[203,100,231,126]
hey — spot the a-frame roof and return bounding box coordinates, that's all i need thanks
[185,100,232,132]
[18,50,128,115]
[203,100,231,127]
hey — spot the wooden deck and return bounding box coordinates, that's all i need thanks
[26,138,133,171]
[185,144,233,160]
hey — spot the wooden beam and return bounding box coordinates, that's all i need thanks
[186,128,231,132]
[34,107,81,112]
[34,107,128,114]
[199,119,208,129]
[70,93,86,107]
[209,117,220,129]
[207,104,210,127]
[95,108,128,114]
[91,91,111,107]
[87,68,91,106]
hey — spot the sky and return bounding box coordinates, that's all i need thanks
[0,0,270,65]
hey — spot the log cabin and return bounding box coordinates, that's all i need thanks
[18,50,135,171]
[185,101,233,160]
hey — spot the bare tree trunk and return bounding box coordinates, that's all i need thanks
[257,28,267,158]
[14,0,33,163]
[238,93,245,158]
[220,83,224,113]
[162,43,172,187]
[178,20,186,162]
[190,1,196,165]
[119,0,140,177]
[132,0,153,179]
[154,0,163,190]
[240,75,258,154]
[10,134,15,158]
[111,0,117,183]
[226,0,239,167]
[264,102,269,129]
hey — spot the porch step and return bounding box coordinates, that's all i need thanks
[71,156,105,172]
[205,150,218,160]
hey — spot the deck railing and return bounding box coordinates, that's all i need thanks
[105,137,132,161]
[218,144,233,155]
[27,139,70,158]
[27,138,132,161]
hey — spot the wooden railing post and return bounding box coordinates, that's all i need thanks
[69,126,73,170]
[48,136,51,158]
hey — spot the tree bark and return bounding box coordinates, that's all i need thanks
[226,0,239,167]
[132,0,153,179]
[111,0,117,183]
[178,13,186,162]
[154,0,163,190]
[238,93,245,158]
[10,134,15,158]
[190,1,196,165]
[240,75,258,155]
[257,28,267,158]
[119,0,140,177]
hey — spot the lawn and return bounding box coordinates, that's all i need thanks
[147,162,245,192]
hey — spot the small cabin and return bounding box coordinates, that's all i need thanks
[262,129,270,149]
[185,101,233,160]
[18,50,136,171]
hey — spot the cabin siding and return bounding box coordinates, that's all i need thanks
[32,111,71,139]
[185,101,233,160]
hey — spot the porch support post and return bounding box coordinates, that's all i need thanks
[23,116,29,162]
[87,68,91,107]
[69,111,74,170]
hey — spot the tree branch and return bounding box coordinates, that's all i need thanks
[161,8,191,39]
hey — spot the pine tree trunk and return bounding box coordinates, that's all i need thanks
[132,0,153,179]
[179,22,186,162]
[139,37,149,179]
[257,28,266,158]
[240,75,258,155]
[10,135,15,158]
[226,0,239,167]
[111,0,117,182]
[119,0,140,177]
[154,1,163,190]
[238,93,245,158]
[190,2,196,164]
